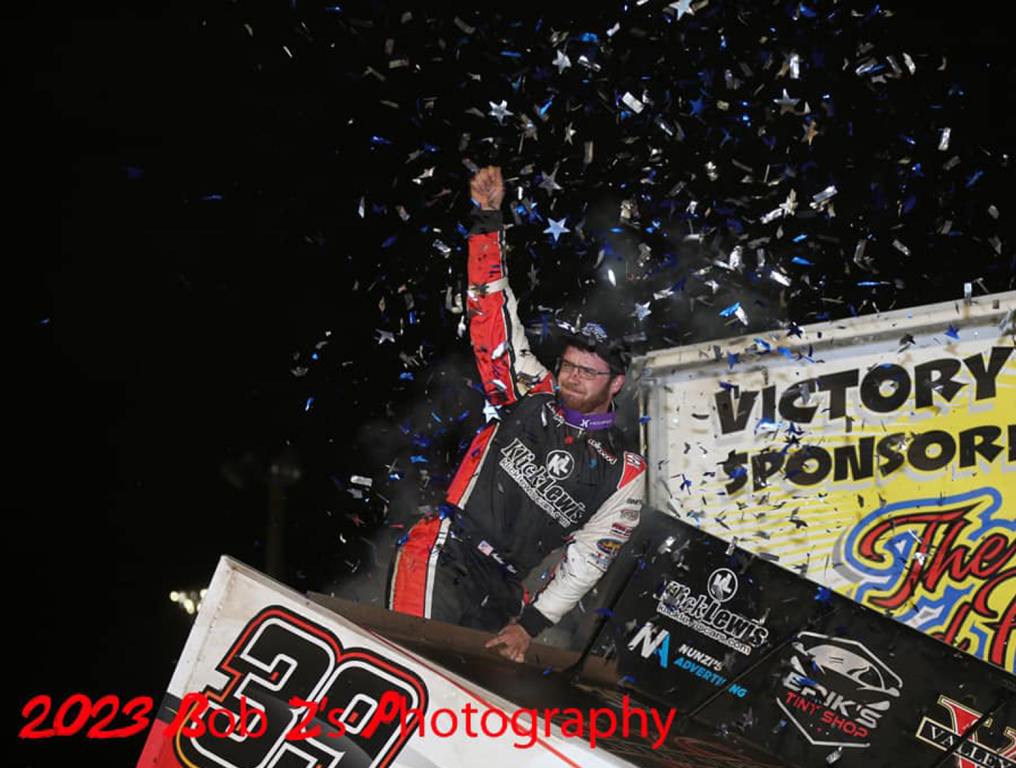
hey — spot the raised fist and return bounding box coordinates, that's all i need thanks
[470,166,504,211]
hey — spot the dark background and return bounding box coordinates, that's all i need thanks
[8,1,1013,764]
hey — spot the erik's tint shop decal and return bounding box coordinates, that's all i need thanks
[175,605,428,768]
[915,696,1016,768]
[778,632,901,749]
[656,568,769,656]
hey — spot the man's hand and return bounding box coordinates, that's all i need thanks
[470,166,504,211]
[484,620,531,663]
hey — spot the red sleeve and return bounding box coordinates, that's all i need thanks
[467,210,553,405]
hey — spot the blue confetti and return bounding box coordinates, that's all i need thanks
[719,301,741,317]
[945,324,960,340]
[409,455,429,464]
[304,397,314,412]
[791,256,813,266]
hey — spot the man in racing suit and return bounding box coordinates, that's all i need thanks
[386,166,647,663]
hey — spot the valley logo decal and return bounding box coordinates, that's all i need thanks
[915,696,1016,768]
[657,568,768,656]
[778,632,901,749]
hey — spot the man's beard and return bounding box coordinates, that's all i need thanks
[559,387,607,413]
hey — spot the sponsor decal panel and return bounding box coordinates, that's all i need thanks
[915,696,1016,768]
[667,337,1016,671]
[656,569,769,656]
[778,632,901,750]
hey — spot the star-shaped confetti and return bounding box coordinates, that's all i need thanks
[488,99,513,125]
[538,167,562,194]
[543,217,570,242]
[774,88,801,114]
[552,49,571,73]
[667,0,695,20]
[632,301,652,321]
[802,119,820,145]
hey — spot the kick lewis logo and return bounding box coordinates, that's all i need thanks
[915,696,1016,768]
[656,570,768,656]
[498,438,586,527]
[706,568,738,603]
[778,632,902,750]
[546,449,575,480]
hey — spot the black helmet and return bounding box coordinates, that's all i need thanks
[558,321,633,375]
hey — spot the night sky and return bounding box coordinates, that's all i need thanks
[9,1,1013,764]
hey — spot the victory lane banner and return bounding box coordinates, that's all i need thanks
[638,291,1016,670]
[597,511,1016,768]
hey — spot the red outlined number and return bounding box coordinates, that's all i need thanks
[18,694,153,740]
[19,695,56,739]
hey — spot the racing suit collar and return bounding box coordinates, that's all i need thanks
[558,402,616,431]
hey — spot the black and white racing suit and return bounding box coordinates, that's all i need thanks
[387,209,646,637]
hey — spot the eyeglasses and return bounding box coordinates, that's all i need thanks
[558,359,613,380]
